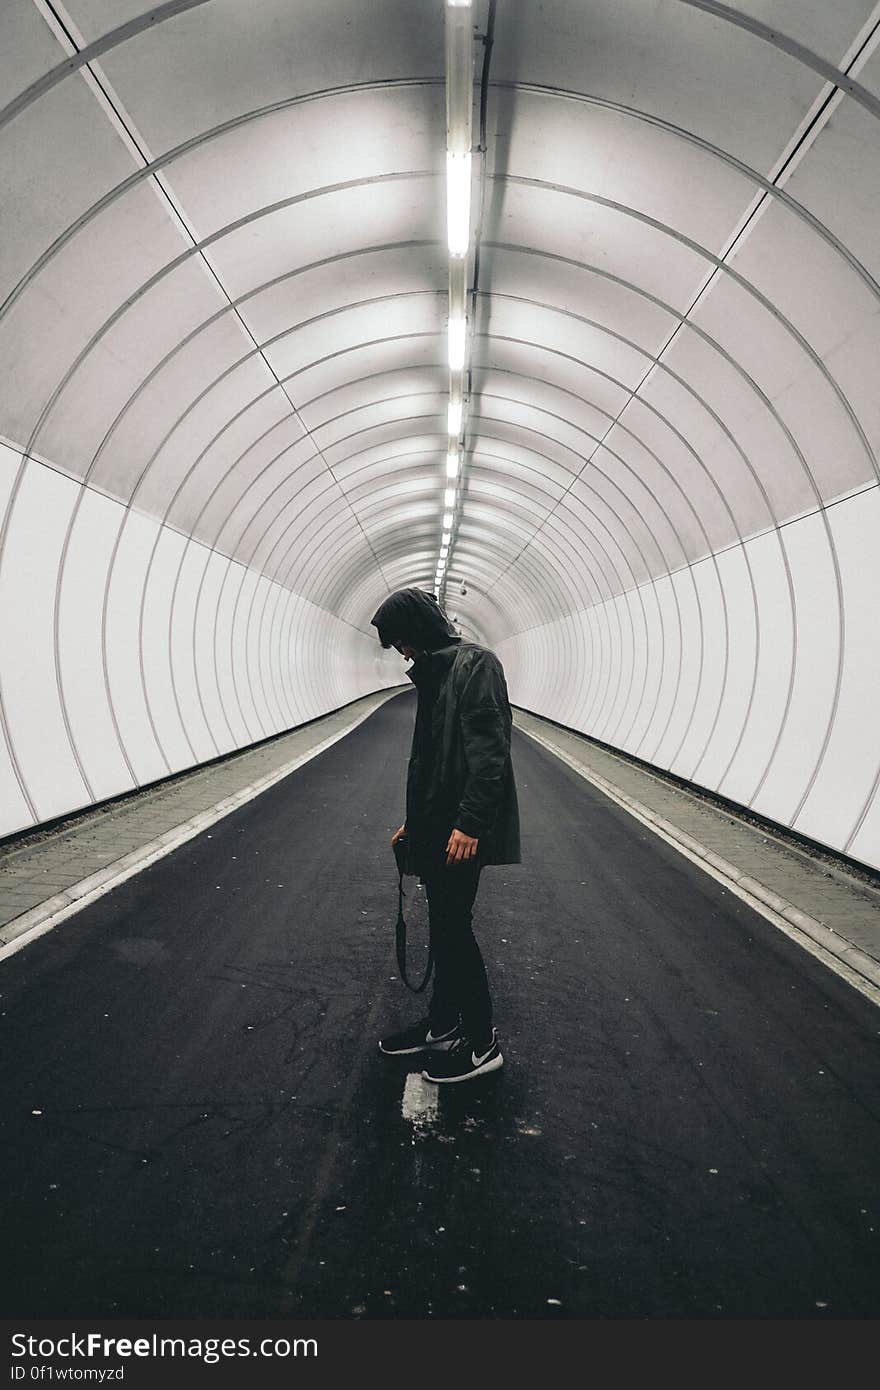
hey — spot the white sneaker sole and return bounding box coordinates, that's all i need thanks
[422,1051,504,1083]
[378,1037,459,1056]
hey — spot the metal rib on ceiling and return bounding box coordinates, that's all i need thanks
[0,2,872,628]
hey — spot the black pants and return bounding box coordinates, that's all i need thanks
[421,845,492,1045]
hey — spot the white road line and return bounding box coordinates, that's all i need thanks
[0,688,405,966]
[517,723,880,1011]
[401,1071,440,1130]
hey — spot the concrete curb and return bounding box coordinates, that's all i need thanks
[517,722,880,1010]
[0,689,402,965]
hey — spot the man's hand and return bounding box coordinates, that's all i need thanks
[391,824,406,846]
[446,827,479,865]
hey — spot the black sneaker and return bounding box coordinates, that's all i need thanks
[422,1028,503,1083]
[378,1019,461,1056]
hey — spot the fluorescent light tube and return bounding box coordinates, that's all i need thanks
[448,400,463,436]
[447,151,472,257]
[446,452,460,479]
[442,529,451,543]
[444,488,456,507]
[448,257,466,312]
[446,1,474,155]
[443,511,453,528]
[448,316,466,371]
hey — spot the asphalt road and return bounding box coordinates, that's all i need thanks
[1,689,878,1319]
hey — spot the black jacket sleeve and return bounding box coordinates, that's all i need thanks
[454,651,511,839]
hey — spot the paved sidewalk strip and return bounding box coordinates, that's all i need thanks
[514,709,880,1008]
[0,688,404,961]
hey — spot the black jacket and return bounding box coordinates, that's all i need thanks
[370,589,521,877]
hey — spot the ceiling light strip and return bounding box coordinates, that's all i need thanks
[440,0,474,598]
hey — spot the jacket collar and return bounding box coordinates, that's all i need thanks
[405,640,462,688]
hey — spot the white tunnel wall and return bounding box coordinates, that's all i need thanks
[0,442,402,837]
[495,483,880,871]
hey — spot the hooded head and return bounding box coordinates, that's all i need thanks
[371,587,460,654]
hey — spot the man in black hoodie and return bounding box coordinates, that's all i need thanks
[370,588,520,1084]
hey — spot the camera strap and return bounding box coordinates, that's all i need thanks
[395,868,433,993]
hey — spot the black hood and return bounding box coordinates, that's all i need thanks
[371,587,460,653]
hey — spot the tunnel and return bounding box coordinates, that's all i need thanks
[1,0,879,1337]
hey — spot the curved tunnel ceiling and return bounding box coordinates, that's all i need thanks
[2,0,880,868]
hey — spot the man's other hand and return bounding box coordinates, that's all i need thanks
[446,827,479,865]
[391,824,406,846]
